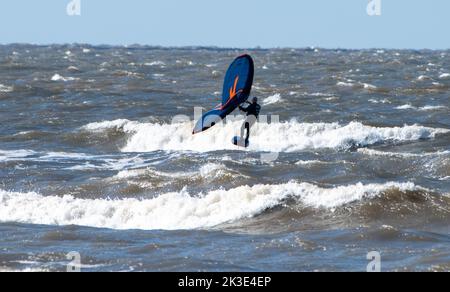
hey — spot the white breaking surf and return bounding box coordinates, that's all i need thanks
[262,94,283,105]
[0,182,423,231]
[0,84,13,93]
[81,119,449,153]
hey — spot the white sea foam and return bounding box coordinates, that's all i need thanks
[13,131,33,136]
[81,119,133,132]
[439,73,450,79]
[336,81,355,88]
[65,156,147,171]
[417,75,431,81]
[0,182,423,230]
[115,168,148,179]
[295,160,325,166]
[0,149,95,161]
[0,84,13,93]
[336,81,376,90]
[358,148,450,159]
[396,104,415,110]
[0,149,36,162]
[396,104,447,111]
[51,74,78,82]
[175,60,194,66]
[0,267,50,272]
[144,61,166,66]
[114,163,229,181]
[262,94,283,105]
[79,119,450,153]
[0,149,97,163]
[115,168,193,181]
[0,149,150,172]
[363,83,377,90]
[199,163,228,179]
[420,105,448,111]
[67,66,80,72]
[40,152,96,160]
[369,98,390,104]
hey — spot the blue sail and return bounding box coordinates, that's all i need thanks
[193,54,254,134]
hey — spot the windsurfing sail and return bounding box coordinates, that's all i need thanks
[193,54,254,134]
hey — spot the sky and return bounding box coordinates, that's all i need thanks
[0,0,449,49]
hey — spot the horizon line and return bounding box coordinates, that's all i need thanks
[1,42,449,52]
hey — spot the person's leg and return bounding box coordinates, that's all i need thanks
[237,121,249,147]
[245,122,250,142]
[245,115,257,143]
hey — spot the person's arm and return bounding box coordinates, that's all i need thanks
[239,102,251,112]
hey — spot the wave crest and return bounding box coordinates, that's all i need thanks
[0,182,425,230]
[81,119,449,153]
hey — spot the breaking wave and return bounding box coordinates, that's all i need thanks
[0,84,13,93]
[80,119,449,153]
[0,182,424,231]
[262,94,283,105]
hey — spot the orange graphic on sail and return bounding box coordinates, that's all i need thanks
[229,76,239,99]
[221,76,241,109]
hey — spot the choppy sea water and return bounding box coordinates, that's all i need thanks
[0,45,449,272]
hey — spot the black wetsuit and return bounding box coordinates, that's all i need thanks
[239,102,261,142]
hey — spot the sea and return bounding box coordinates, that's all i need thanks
[0,44,449,272]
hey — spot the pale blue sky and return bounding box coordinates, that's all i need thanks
[0,0,449,49]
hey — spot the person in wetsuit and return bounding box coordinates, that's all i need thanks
[239,97,261,144]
